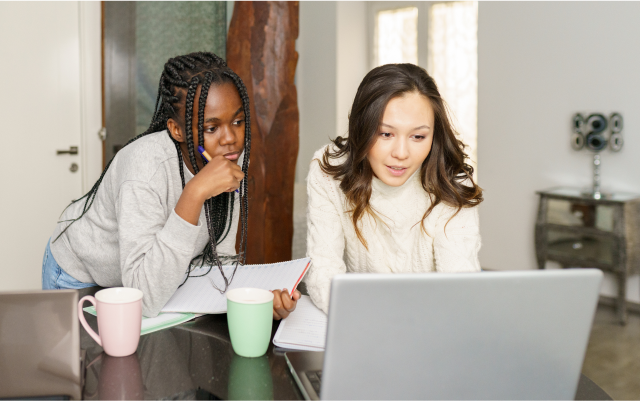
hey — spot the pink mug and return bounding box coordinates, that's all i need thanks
[78,287,143,357]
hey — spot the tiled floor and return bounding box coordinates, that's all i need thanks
[293,182,640,400]
[582,306,640,400]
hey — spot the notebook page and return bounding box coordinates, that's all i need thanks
[161,258,311,314]
[273,295,327,351]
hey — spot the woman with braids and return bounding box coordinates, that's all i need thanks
[304,64,484,313]
[42,52,300,318]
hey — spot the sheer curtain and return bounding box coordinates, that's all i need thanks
[428,2,478,175]
[375,7,418,66]
[373,2,478,176]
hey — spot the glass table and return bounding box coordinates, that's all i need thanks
[77,286,612,400]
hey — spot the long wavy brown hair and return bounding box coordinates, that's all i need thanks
[320,63,483,247]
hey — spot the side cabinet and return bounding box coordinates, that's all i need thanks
[535,188,640,325]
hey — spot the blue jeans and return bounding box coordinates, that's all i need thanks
[42,239,96,290]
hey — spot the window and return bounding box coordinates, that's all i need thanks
[370,2,478,176]
[428,2,478,174]
[375,7,418,66]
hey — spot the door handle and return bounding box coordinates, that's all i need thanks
[57,146,78,155]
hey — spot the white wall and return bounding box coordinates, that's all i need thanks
[336,2,368,139]
[296,1,368,183]
[296,2,337,183]
[478,2,640,302]
[0,2,102,291]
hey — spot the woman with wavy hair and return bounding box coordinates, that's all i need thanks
[304,63,483,313]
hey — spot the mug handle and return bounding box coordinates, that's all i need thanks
[78,295,102,346]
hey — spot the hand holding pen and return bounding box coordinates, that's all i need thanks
[174,146,244,225]
[271,288,302,320]
[198,146,240,194]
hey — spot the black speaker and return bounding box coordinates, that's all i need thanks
[610,133,623,151]
[571,113,585,150]
[572,113,584,133]
[609,113,624,152]
[570,133,584,150]
[571,112,623,152]
[585,113,608,151]
[609,113,623,133]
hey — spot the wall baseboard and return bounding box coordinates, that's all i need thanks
[598,295,640,315]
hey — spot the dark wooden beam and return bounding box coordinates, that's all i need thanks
[227,2,300,264]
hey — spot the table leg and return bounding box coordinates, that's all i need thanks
[534,225,546,270]
[616,271,628,325]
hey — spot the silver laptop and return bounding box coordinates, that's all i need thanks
[286,269,603,400]
[0,290,83,400]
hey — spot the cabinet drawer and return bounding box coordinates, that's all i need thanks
[546,199,615,232]
[546,229,617,265]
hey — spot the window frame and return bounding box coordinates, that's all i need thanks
[367,1,479,176]
[367,1,436,70]
[368,2,473,71]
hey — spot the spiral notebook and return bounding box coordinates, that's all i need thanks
[161,258,311,314]
[273,295,327,351]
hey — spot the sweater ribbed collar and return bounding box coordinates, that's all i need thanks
[371,168,422,198]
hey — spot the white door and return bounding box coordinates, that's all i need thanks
[0,2,101,291]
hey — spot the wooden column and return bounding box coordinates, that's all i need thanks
[227,2,299,264]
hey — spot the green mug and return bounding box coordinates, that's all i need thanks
[226,288,274,358]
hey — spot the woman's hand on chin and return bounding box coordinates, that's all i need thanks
[272,288,301,320]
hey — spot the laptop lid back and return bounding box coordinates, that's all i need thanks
[0,290,82,399]
[321,269,602,400]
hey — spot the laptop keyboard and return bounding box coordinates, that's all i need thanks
[305,370,323,395]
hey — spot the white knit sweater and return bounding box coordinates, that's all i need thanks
[304,145,482,313]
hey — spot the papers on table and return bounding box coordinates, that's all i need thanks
[273,295,327,351]
[81,258,313,337]
[161,258,311,314]
[82,306,199,336]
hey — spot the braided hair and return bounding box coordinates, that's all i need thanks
[54,52,251,292]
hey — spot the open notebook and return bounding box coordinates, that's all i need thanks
[83,306,199,336]
[273,295,327,351]
[161,258,311,314]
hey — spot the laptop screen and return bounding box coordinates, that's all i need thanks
[0,290,82,400]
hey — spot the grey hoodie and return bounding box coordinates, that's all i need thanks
[50,131,239,317]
